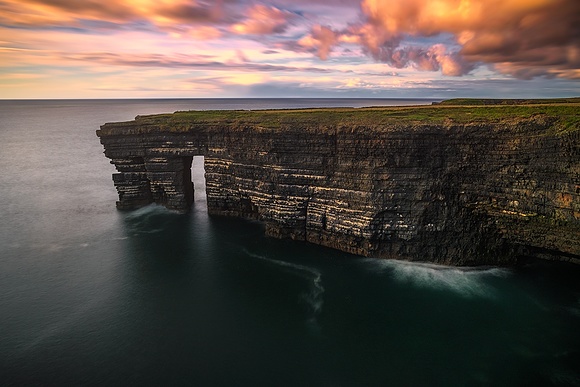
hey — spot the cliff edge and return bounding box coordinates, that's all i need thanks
[97,100,580,266]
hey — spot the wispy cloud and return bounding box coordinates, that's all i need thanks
[61,51,337,73]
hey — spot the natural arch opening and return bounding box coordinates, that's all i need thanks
[191,155,207,209]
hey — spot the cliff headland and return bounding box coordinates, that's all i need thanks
[97,99,580,266]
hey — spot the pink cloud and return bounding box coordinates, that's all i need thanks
[231,4,295,35]
[298,25,340,60]
[294,23,474,76]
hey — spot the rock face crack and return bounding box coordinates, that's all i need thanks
[96,105,580,265]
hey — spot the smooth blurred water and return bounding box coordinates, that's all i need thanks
[0,99,579,386]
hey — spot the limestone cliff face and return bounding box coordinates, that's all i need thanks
[97,104,580,265]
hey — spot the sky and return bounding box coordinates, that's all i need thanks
[1,0,579,99]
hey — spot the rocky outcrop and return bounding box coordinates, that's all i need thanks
[97,103,580,265]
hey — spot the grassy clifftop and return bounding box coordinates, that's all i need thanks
[435,97,580,105]
[98,98,580,136]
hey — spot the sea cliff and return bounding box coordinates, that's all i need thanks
[97,100,580,265]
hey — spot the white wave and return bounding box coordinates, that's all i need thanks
[124,204,180,234]
[243,249,324,327]
[124,203,178,219]
[362,259,510,298]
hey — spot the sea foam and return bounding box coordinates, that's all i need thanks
[124,204,180,234]
[363,259,510,298]
[124,203,179,219]
[243,249,324,328]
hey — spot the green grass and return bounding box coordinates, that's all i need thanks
[97,98,580,136]
[436,97,580,105]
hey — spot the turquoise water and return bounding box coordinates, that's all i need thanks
[0,99,579,386]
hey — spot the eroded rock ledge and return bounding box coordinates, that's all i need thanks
[96,100,580,265]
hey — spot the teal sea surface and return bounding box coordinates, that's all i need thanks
[0,99,579,386]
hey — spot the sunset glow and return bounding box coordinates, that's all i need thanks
[1,0,579,98]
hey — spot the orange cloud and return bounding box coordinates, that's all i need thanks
[359,0,580,79]
[0,0,225,32]
[231,5,295,35]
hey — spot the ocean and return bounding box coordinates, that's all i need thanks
[1,99,579,386]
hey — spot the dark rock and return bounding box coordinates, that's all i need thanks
[96,104,580,266]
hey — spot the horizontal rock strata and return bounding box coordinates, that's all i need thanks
[97,103,580,265]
